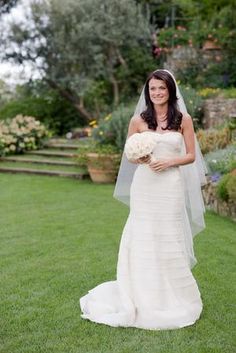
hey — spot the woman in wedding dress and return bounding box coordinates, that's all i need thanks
[80,69,206,330]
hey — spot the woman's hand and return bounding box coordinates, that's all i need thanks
[130,155,151,164]
[138,155,151,164]
[149,158,172,172]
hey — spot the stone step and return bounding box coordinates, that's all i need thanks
[0,166,87,179]
[0,137,91,179]
[39,147,80,154]
[0,156,78,166]
[1,153,73,162]
[0,161,85,173]
[26,150,77,158]
[45,138,85,145]
[44,143,80,150]
[44,137,90,148]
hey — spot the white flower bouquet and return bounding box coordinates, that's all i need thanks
[124,132,156,163]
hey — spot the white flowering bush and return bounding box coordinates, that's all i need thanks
[125,132,156,162]
[0,115,49,156]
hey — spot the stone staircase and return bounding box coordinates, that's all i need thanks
[0,138,89,179]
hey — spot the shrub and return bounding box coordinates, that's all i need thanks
[179,85,204,129]
[75,140,119,169]
[0,115,49,156]
[0,93,87,136]
[198,87,221,98]
[216,173,236,202]
[227,172,236,201]
[219,87,236,99]
[196,127,232,154]
[91,103,135,151]
[198,87,236,99]
[158,26,191,48]
[216,174,230,201]
[204,145,236,175]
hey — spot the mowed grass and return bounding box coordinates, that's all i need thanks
[0,174,235,353]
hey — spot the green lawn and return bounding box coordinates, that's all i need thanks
[0,174,235,353]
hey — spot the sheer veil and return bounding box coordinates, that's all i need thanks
[113,69,207,267]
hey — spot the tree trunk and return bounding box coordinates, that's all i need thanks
[110,72,119,106]
[74,103,92,122]
[107,45,120,106]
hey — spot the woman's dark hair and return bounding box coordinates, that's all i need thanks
[141,70,182,131]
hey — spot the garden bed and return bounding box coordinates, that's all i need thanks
[202,180,236,222]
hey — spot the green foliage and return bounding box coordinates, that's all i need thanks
[198,87,221,98]
[0,83,87,135]
[158,26,191,48]
[197,63,228,89]
[83,80,111,118]
[153,1,236,88]
[115,46,156,103]
[198,87,236,99]
[92,103,135,151]
[174,54,231,89]
[75,102,135,170]
[75,139,120,169]
[204,145,236,175]
[227,173,236,201]
[0,0,152,120]
[220,88,236,98]
[216,173,236,201]
[0,79,13,105]
[179,85,203,128]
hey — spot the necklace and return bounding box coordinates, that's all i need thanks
[157,113,167,123]
[157,113,167,122]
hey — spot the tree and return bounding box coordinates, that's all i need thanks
[0,79,13,105]
[0,80,88,134]
[1,0,152,122]
[0,0,18,15]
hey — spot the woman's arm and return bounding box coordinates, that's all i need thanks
[149,114,195,172]
[169,114,195,167]
[127,115,141,137]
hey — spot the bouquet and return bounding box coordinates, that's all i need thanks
[124,132,156,163]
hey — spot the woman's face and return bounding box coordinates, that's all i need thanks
[148,78,169,106]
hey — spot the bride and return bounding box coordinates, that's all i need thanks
[80,69,207,330]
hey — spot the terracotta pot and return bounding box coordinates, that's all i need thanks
[202,40,221,50]
[87,153,121,183]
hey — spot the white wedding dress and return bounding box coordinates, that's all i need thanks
[80,131,203,330]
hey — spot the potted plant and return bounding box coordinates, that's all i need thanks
[76,141,121,183]
[75,104,134,183]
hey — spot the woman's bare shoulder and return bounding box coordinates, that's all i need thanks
[130,115,144,124]
[181,113,193,128]
[128,115,145,136]
[129,115,145,129]
[182,113,192,121]
[181,113,194,136]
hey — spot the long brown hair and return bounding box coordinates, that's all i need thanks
[141,70,182,131]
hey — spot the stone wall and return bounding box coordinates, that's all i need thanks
[202,181,236,221]
[163,46,236,129]
[164,47,198,73]
[203,98,236,128]
[164,46,223,78]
